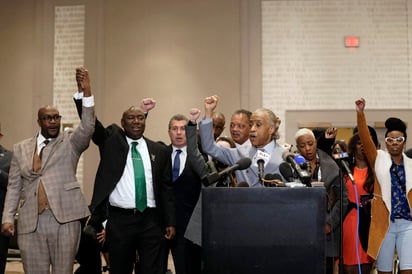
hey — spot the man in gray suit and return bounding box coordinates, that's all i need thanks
[1,68,95,274]
[199,95,285,187]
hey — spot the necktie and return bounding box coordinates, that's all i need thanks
[131,142,147,212]
[172,149,182,182]
[39,139,50,160]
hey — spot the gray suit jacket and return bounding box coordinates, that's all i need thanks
[183,123,209,246]
[2,105,94,234]
[199,118,285,187]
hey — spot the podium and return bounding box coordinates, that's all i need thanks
[202,187,326,274]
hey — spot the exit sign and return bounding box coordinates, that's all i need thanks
[345,36,360,48]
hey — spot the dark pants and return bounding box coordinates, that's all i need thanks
[326,256,336,274]
[166,235,201,274]
[74,227,102,274]
[107,206,165,274]
[0,233,9,274]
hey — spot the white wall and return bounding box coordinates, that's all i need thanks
[261,0,412,143]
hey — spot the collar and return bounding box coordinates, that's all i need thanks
[259,140,275,155]
[126,136,144,146]
[172,145,187,154]
[37,133,52,146]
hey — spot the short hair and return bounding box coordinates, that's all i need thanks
[232,109,252,119]
[168,114,188,129]
[254,108,279,140]
[295,128,315,141]
[213,112,225,121]
[216,136,236,148]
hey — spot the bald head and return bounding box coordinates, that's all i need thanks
[37,105,61,138]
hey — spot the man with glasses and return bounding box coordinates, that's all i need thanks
[1,67,95,274]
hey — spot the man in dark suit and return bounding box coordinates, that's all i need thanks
[0,126,12,274]
[74,83,175,273]
[165,112,208,274]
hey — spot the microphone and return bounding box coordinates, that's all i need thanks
[237,181,249,187]
[257,159,265,182]
[263,173,286,187]
[332,148,354,183]
[202,157,252,186]
[282,151,312,186]
[279,162,294,182]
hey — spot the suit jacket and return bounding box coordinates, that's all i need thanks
[2,105,94,234]
[199,118,285,187]
[315,149,348,257]
[184,123,210,246]
[169,145,202,237]
[0,145,12,218]
[76,100,175,228]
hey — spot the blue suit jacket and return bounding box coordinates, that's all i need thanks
[199,118,285,187]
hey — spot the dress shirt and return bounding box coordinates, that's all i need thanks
[260,140,275,155]
[235,139,252,157]
[37,135,52,156]
[109,137,156,209]
[172,146,187,177]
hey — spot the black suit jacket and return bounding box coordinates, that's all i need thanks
[0,145,12,218]
[169,146,202,236]
[74,98,175,228]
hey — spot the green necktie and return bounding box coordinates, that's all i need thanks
[131,142,147,212]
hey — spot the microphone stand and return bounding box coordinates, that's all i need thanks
[338,168,349,274]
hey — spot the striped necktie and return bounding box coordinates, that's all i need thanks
[39,139,50,160]
[172,149,182,182]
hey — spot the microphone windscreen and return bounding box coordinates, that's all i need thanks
[236,157,252,170]
[332,148,349,160]
[264,173,282,181]
[237,181,249,187]
[282,151,294,161]
[294,154,306,164]
[279,162,294,182]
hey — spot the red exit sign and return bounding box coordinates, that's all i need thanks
[345,36,360,48]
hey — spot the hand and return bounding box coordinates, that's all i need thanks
[76,67,91,97]
[96,228,106,244]
[355,98,365,112]
[82,70,91,97]
[189,108,201,123]
[164,226,176,240]
[324,127,337,139]
[76,67,85,92]
[1,223,14,237]
[140,98,156,113]
[204,95,218,118]
[325,224,331,234]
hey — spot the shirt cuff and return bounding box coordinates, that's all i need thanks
[73,92,94,107]
[73,91,83,99]
[83,95,95,107]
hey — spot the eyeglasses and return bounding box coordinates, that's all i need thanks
[41,115,62,122]
[385,136,405,144]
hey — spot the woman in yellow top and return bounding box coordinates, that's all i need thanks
[356,98,412,274]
